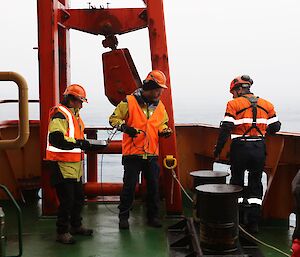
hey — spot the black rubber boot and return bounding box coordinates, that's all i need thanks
[56,233,76,244]
[70,226,93,236]
[147,218,162,228]
[119,219,129,230]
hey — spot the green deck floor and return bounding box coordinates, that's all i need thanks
[251,226,293,257]
[3,200,171,257]
[1,199,294,257]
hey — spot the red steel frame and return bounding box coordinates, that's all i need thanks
[37,0,182,215]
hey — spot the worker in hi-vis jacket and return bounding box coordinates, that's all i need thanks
[109,70,172,230]
[214,75,281,234]
[46,84,93,244]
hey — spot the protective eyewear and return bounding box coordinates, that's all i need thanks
[143,74,161,88]
[240,75,253,85]
[232,75,253,86]
[75,95,87,103]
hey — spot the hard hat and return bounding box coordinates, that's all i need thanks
[144,70,168,89]
[230,75,253,92]
[63,84,88,102]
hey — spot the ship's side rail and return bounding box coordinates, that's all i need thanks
[0,123,126,200]
[1,121,300,221]
[175,123,300,221]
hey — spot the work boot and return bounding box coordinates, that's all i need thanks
[292,239,300,257]
[70,226,93,236]
[119,219,129,230]
[147,218,162,228]
[246,203,261,234]
[56,232,76,244]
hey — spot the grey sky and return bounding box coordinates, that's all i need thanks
[1,0,300,131]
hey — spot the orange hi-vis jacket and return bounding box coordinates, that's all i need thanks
[122,95,166,156]
[223,94,279,139]
[46,104,84,162]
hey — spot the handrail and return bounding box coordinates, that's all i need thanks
[0,72,29,149]
[0,100,38,104]
[0,184,22,257]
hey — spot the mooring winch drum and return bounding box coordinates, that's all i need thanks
[190,170,229,220]
[196,184,242,253]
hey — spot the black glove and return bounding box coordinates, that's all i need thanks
[121,124,139,138]
[158,128,173,138]
[75,139,91,151]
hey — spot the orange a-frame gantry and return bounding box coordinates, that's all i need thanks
[37,0,182,215]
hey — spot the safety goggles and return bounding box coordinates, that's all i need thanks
[75,95,88,103]
[146,73,164,88]
[232,75,253,87]
[241,75,253,85]
[241,75,252,83]
[143,74,164,89]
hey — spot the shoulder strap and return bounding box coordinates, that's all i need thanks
[241,95,264,137]
[242,95,258,122]
[237,95,268,115]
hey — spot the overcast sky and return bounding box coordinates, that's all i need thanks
[1,0,300,131]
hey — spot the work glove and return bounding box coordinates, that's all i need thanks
[121,124,139,138]
[75,139,91,151]
[158,128,173,138]
[291,239,300,257]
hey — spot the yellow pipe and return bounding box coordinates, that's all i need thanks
[0,72,29,149]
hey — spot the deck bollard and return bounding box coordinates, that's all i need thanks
[196,184,242,254]
[190,170,229,220]
[0,207,5,257]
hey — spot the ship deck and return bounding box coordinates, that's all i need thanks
[2,198,293,257]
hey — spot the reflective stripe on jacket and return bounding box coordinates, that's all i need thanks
[46,104,84,162]
[223,94,279,138]
[122,95,165,156]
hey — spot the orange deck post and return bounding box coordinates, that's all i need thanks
[146,0,183,214]
[37,0,62,215]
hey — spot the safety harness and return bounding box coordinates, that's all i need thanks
[236,95,268,138]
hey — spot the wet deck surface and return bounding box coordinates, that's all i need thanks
[3,200,170,257]
[2,199,293,257]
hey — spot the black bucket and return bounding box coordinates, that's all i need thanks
[196,184,242,254]
[190,170,229,220]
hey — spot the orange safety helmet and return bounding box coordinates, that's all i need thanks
[63,84,88,102]
[144,70,168,89]
[230,75,253,92]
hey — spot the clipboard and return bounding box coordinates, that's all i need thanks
[86,139,108,149]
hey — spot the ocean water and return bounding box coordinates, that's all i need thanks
[1,102,299,186]
[1,102,299,184]
[0,101,298,224]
